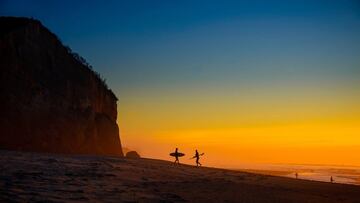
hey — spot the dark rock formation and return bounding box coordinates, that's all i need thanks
[126,151,141,159]
[0,17,123,156]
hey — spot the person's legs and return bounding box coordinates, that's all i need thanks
[196,158,201,166]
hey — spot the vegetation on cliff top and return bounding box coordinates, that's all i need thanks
[0,16,117,100]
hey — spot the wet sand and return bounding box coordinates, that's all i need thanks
[1,150,360,202]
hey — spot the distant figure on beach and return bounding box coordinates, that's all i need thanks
[192,149,204,167]
[295,172,298,179]
[330,176,334,183]
[170,148,184,164]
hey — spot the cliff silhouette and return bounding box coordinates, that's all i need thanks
[0,17,123,156]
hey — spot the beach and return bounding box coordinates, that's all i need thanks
[1,150,360,202]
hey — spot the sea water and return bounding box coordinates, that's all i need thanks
[236,163,360,185]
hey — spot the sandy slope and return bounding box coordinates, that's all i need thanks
[1,150,360,203]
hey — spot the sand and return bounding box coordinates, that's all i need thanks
[1,150,360,202]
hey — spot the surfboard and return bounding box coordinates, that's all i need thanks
[170,152,185,157]
[190,153,204,159]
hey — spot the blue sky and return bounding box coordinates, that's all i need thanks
[2,0,359,97]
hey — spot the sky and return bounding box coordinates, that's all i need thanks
[1,0,360,168]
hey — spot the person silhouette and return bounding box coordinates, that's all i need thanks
[295,172,298,179]
[330,176,334,183]
[174,148,180,164]
[194,149,202,166]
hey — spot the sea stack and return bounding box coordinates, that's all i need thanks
[0,17,123,156]
[126,151,141,159]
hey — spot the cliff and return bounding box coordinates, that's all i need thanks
[0,17,123,156]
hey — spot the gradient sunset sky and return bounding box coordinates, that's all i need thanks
[2,0,360,167]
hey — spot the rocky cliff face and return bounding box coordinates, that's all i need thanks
[0,17,123,156]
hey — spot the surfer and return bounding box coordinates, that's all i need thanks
[169,148,185,164]
[193,149,202,167]
[172,148,180,164]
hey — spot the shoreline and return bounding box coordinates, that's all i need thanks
[1,150,360,202]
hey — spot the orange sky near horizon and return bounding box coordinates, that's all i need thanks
[118,83,360,168]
